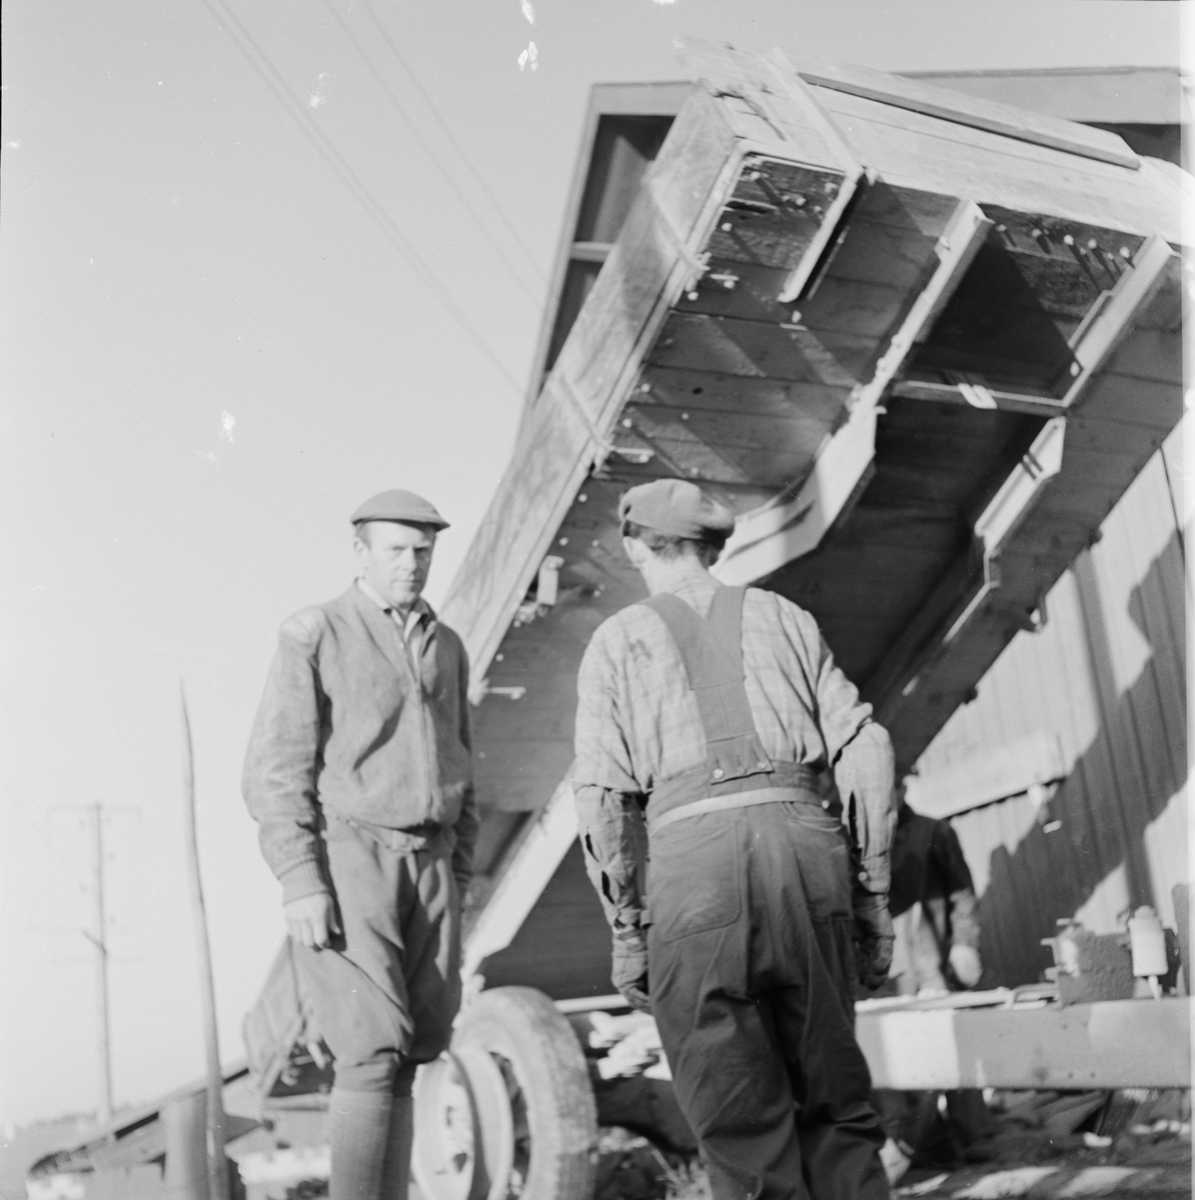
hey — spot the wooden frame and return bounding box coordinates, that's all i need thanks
[713,200,992,585]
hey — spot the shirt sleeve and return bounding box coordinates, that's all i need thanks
[451,643,479,893]
[833,721,896,895]
[242,611,330,904]
[810,624,875,764]
[573,784,648,937]
[573,623,643,793]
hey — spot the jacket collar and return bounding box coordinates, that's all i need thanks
[345,582,436,680]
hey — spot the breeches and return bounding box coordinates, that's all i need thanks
[646,800,886,1200]
[294,815,462,1094]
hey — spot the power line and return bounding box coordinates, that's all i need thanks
[320,0,542,305]
[359,0,547,283]
[199,0,522,393]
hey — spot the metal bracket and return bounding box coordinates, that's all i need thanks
[944,416,1067,644]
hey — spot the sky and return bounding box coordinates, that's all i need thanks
[0,0,1186,1130]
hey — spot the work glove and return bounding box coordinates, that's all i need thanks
[611,929,651,1013]
[853,892,895,991]
[948,942,982,989]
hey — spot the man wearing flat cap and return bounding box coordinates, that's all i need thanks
[574,478,894,1200]
[243,489,476,1200]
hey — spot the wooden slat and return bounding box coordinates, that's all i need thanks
[648,312,867,385]
[798,276,912,338]
[637,365,850,423]
[612,432,817,488]
[906,731,1067,818]
[676,38,848,170]
[1074,373,1183,431]
[442,87,740,679]
[816,214,941,289]
[624,401,834,454]
[811,90,1183,245]
[850,181,961,236]
[782,52,1139,169]
[1100,327,1184,387]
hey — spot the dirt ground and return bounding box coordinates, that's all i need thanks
[276,1092,1191,1200]
[593,1090,1192,1200]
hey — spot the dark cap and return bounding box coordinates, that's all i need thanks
[618,479,735,540]
[351,489,449,531]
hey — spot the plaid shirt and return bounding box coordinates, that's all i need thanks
[573,574,892,935]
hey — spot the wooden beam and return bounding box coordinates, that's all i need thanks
[857,997,1190,1091]
[675,39,869,304]
[461,778,578,982]
[904,731,1067,818]
[809,90,1182,246]
[1059,235,1178,407]
[442,87,742,683]
[712,405,878,585]
[782,53,1139,170]
[713,200,991,586]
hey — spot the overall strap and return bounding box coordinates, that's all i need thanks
[641,587,773,788]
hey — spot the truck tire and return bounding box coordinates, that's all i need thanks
[453,985,598,1200]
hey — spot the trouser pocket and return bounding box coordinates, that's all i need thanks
[648,817,741,943]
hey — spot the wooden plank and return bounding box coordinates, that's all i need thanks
[1129,266,1182,333]
[714,404,877,584]
[673,41,873,304]
[1059,236,1176,410]
[849,181,960,237]
[623,401,835,454]
[637,366,850,423]
[648,312,864,385]
[890,379,1066,417]
[905,731,1067,818]
[462,780,579,978]
[1063,414,1169,458]
[816,214,941,290]
[476,774,566,814]
[858,998,1190,1091]
[797,276,912,339]
[611,428,818,488]
[1074,373,1183,431]
[443,87,741,681]
[675,257,791,321]
[1099,326,1183,387]
[704,171,850,274]
[811,91,1182,245]
[716,201,991,586]
[779,52,1139,170]
[675,38,847,170]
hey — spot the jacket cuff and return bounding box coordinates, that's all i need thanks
[279,858,330,905]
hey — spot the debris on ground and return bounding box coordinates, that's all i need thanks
[598,1088,1190,1200]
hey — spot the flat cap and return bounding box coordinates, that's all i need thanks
[619,479,735,540]
[351,489,449,531]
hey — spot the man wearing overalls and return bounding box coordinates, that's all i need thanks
[573,479,895,1200]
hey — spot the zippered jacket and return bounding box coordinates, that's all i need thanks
[243,584,476,904]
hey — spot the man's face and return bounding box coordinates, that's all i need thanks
[354,521,436,611]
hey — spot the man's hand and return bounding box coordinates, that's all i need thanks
[285,892,340,950]
[853,892,895,991]
[611,930,651,1013]
[949,942,982,988]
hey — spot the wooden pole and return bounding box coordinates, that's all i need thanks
[180,684,230,1200]
[90,804,114,1124]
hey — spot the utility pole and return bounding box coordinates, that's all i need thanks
[86,803,114,1124]
[53,801,135,1125]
